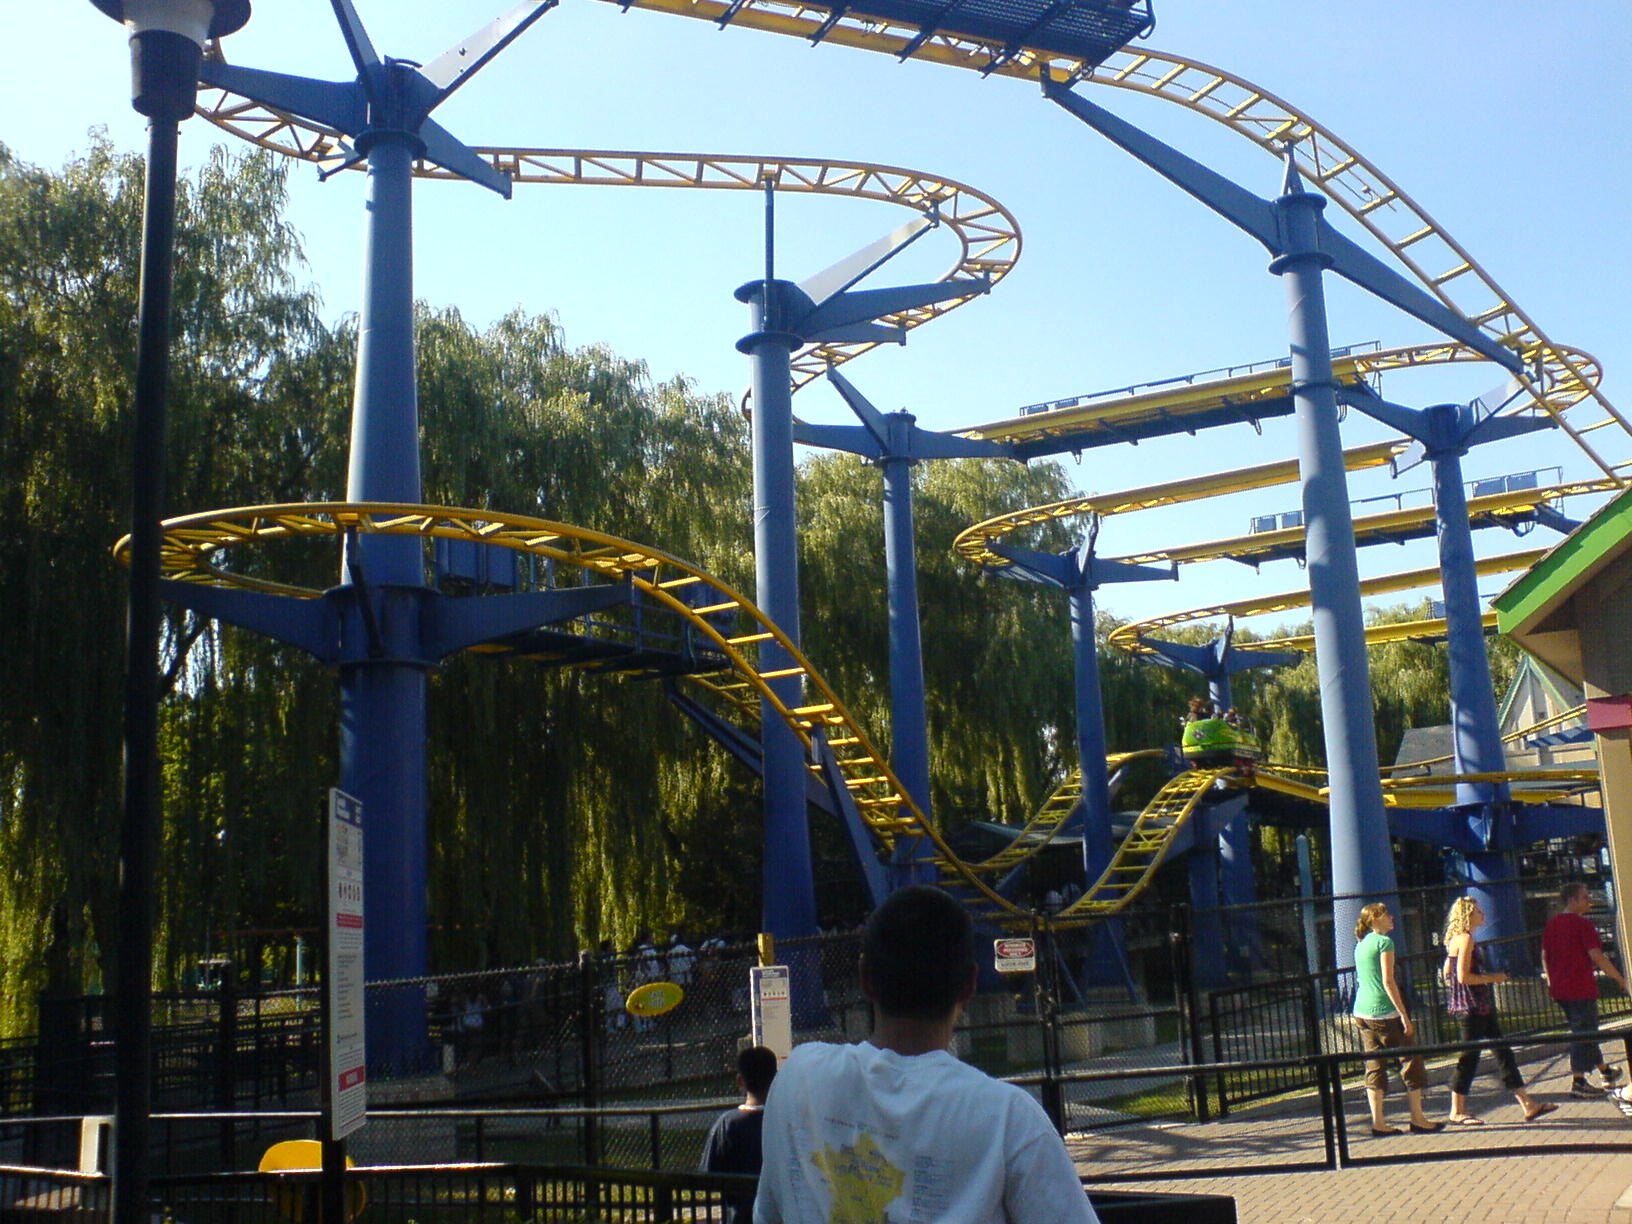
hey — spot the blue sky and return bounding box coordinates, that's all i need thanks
[4,0,1628,632]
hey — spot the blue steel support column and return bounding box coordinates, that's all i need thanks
[1068,581,1129,988]
[738,286,819,942]
[1069,584,1114,903]
[1338,380,1557,970]
[1271,178,1399,970]
[796,375,1012,890]
[1218,805,1257,974]
[339,132,433,1072]
[989,538,1172,987]
[1186,837,1224,989]
[1041,81,1526,971]
[1433,446,1529,966]
[172,4,558,1076]
[880,448,936,884]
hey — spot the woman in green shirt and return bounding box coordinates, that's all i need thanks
[1353,902,1442,1135]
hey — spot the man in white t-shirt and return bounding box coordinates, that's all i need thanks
[754,885,1098,1224]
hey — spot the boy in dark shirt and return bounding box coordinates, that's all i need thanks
[700,1045,778,1222]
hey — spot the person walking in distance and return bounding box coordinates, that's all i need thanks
[701,1046,778,1224]
[1442,896,1557,1124]
[1351,902,1442,1135]
[754,885,1098,1223]
[1542,882,1627,1097]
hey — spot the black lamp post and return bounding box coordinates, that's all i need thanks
[87,3,250,1222]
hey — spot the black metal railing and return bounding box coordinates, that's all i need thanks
[2,1162,1237,1224]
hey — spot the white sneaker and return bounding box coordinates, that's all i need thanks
[1599,1066,1624,1086]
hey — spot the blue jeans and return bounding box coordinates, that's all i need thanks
[1558,997,1603,1076]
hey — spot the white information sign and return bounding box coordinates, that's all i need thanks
[750,965,792,1062]
[993,937,1037,974]
[327,788,367,1140]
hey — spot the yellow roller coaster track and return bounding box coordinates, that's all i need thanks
[1248,765,1595,812]
[584,4,1631,484]
[1107,478,1620,569]
[1104,551,1547,655]
[952,342,1606,571]
[194,86,1017,393]
[119,500,1101,923]
[1060,769,1230,917]
[949,747,1167,877]
[1380,704,1589,777]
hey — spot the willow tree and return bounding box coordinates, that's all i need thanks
[0,137,328,1031]
[794,452,1083,833]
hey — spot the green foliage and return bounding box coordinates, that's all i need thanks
[795,453,1079,828]
[0,135,1526,1038]
[0,136,329,1032]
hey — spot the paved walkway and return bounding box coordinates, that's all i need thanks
[1065,1061,1632,1223]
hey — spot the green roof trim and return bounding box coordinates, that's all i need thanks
[1495,484,1632,634]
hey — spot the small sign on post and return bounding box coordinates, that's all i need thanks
[327,788,366,1140]
[993,937,1037,974]
[750,965,792,1062]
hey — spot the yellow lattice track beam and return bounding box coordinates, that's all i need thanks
[946,747,1166,877]
[1053,769,1230,918]
[193,84,1017,393]
[579,7,1631,483]
[1251,765,1598,811]
[1103,551,1546,655]
[120,502,1066,917]
[1107,479,1616,568]
[952,342,1605,571]
[1380,704,1588,776]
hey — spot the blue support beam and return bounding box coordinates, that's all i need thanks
[989,535,1173,982]
[1139,627,1300,719]
[1042,78,1534,968]
[737,195,991,927]
[1339,379,1560,969]
[169,2,556,1074]
[736,284,821,942]
[797,369,1013,885]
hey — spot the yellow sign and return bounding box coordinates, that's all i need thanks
[626,980,684,1018]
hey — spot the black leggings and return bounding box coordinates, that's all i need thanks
[1451,1011,1524,1094]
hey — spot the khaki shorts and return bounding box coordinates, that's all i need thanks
[1355,1014,1426,1092]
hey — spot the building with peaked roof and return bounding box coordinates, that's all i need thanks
[1495,485,1632,953]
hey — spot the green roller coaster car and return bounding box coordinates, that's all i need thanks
[1181,717,1261,774]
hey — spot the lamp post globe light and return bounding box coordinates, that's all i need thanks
[88,3,249,1223]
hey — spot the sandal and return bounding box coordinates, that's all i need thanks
[1447,1114,1484,1125]
[1523,1103,1559,1122]
[1369,1126,1400,1137]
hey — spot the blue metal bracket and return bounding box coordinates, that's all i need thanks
[988,540,1175,591]
[199,0,554,198]
[1340,378,1553,464]
[810,731,891,907]
[427,580,631,657]
[798,368,1016,463]
[1530,503,1581,535]
[1042,79,1523,375]
[158,579,340,662]
[661,682,838,817]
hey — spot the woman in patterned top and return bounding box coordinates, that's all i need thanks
[1441,896,1557,1124]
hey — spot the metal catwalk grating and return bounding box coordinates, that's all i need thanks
[795,0,1151,67]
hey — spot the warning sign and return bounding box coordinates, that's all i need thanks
[327,788,366,1140]
[993,938,1036,974]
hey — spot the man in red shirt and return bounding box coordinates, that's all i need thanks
[1541,882,1629,1097]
